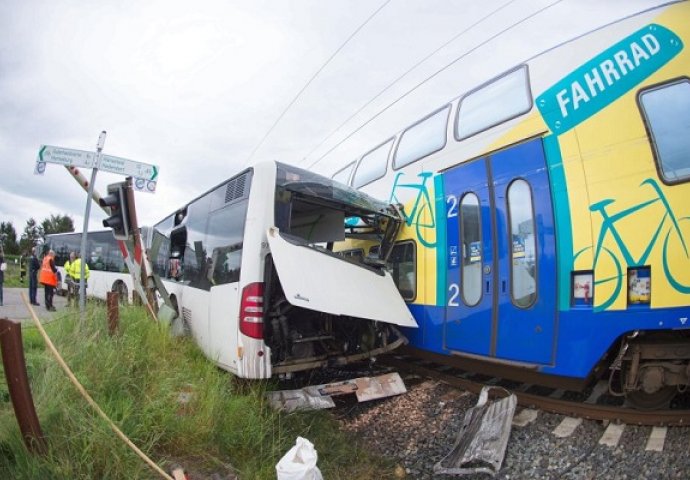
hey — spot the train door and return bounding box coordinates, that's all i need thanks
[444,158,493,356]
[443,138,557,364]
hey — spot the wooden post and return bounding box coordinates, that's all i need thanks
[107,292,119,336]
[0,318,47,454]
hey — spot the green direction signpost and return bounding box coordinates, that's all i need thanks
[35,146,96,173]
[35,147,159,193]
[34,132,161,312]
[100,154,159,193]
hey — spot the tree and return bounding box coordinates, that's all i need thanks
[0,221,19,255]
[19,218,42,254]
[40,213,75,243]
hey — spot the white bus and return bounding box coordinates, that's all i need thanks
[150,161,417,379]
[46,230,135,303]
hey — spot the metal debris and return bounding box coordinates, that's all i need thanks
[267,372,406,412]
[434,386,517,476]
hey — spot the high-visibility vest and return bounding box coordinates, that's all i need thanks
[70,258,90,280]
[64,260,72,278]
[39,256,58,287]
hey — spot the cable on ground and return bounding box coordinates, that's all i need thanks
[21,292,175,480]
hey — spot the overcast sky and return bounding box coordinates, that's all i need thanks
[0,0,670,237]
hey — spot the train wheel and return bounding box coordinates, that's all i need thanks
[625,387,676,410]
[621,361,677,410]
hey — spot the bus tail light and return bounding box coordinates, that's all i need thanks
[240,282,264,339]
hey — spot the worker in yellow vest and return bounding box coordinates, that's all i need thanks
[68,253,90,303]
[63,251,76,303]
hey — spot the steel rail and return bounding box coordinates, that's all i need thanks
[381,356,690,427]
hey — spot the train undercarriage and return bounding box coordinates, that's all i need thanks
[610,330,690,410]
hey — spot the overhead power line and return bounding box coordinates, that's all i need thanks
[242,0,391,167]
[301,0,517,168]
[306,0,565,170]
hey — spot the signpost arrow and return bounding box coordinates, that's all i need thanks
[100,154,158,180]
[99,154,159,193]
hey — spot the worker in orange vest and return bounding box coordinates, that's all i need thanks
[39,249,58,311]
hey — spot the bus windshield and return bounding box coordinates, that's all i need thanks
[275,162,402,263]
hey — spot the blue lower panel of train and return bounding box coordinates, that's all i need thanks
[402,303,690,380]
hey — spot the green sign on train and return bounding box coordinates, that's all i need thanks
[536,24,683,135]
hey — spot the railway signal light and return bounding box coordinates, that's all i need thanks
[99,181,131,240]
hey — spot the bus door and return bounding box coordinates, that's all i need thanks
[443,138,557,364]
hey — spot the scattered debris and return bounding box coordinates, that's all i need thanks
[433,386,517,476]
[276,437,323,480]
[267,372,406,412]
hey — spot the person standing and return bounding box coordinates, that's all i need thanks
[39,250,58,311]
[29,247,40,306]
[64,251,76,304]
[70,252,90,304]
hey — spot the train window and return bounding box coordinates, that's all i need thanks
[460,193,482,306]
[394,105,450,169]
[639,79,690,184]
[388,241,416,301]
[507,179,537,308]
[455,65,532,141]
[332,161,355,186]
[352,139,394,188]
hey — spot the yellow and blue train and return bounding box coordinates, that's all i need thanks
[330,1,690,408]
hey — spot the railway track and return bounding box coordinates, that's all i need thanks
[380,354,690,427]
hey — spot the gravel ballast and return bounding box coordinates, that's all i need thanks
[336,377,690,479]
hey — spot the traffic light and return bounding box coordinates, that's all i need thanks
[99,181,131,240]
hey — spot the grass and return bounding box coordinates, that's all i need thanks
[2,256,35,289]
[0,303,397,479]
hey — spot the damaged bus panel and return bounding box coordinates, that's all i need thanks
[150,161,416,379]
